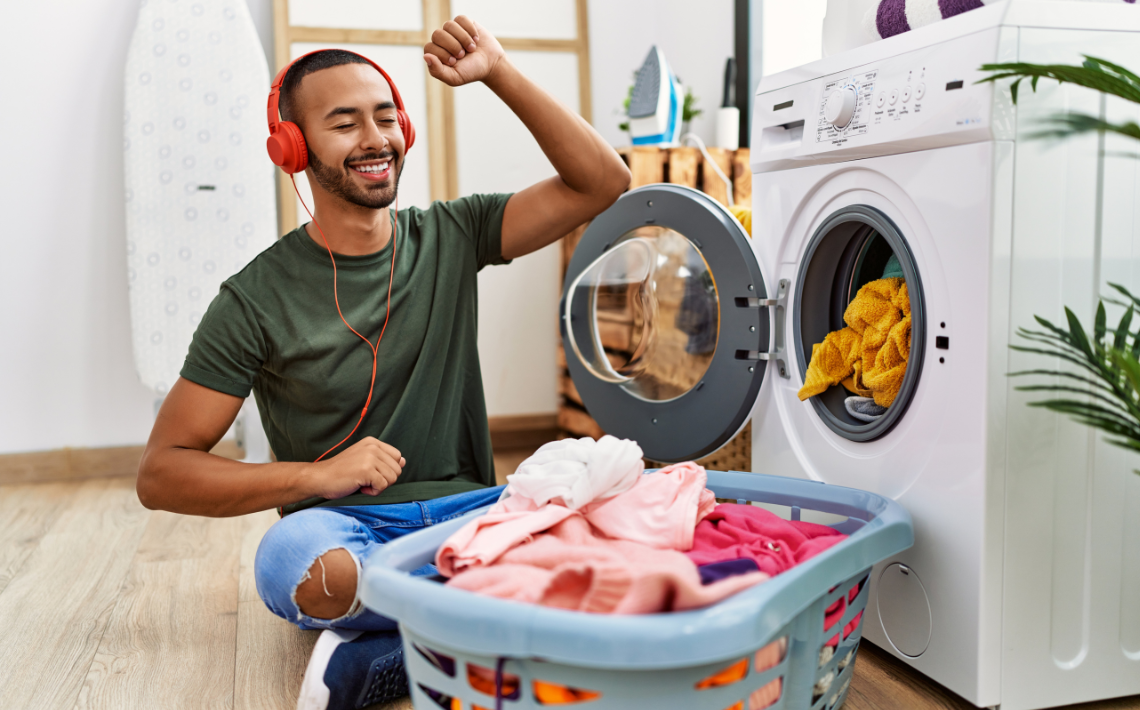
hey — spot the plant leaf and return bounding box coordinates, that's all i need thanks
[1065,307,1095,359]
[1113,306,1133,352]
[1095,301,1107,349]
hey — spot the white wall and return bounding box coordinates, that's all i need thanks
[762,0,828,76]
[588,0,736,149]
[460,51,581,418]
[0,0,275,455]
[0,0,737,454]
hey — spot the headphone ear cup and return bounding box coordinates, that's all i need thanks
[398,111,415,153]
[266,121,308,174]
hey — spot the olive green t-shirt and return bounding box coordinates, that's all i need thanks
[181,194,513,512]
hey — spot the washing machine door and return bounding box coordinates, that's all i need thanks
[560,184,779,463]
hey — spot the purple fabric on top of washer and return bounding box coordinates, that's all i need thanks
[876,0,911,38]
[877,0,1135,42]
[939,0,985,18]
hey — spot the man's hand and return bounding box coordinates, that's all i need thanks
[312,436,406,499]
[423,16,505,87]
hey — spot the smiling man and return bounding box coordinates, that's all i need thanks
[134,16,630,710]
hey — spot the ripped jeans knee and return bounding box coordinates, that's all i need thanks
[253,487,506,632]
[254,509,396,631]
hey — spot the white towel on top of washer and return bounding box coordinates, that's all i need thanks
[506,435,645,510]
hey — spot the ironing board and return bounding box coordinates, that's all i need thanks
[123,0,275,462]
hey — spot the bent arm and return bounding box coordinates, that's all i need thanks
[487,60,631,259]
[138,379,405,516]
[136,378,314,517]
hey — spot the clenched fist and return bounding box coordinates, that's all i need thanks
[312,436,405,500]
[423,15,506,87]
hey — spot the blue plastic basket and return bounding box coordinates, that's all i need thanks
[361,470,913,710]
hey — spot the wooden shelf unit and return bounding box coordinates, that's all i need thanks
[556,145,754,472]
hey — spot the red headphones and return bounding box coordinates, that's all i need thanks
[266,50,416,173]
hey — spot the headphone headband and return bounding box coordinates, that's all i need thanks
[266,49,408,133]
[266,49,415,173]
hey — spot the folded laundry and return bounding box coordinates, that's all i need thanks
[824,585,864,648]
[444,514,768,614]
[749,637,787,710]
[506,435,644,510]
[676,268,718,355]
[686,504,848,577]
[586,461,716,550]
[881,253,903,279]
[697,557,761,585]
[798,277,911,408]
[844,395,888,422]
[730,205,752,236]
[436,462,717,577]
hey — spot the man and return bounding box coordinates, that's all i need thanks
[135,15,630,710]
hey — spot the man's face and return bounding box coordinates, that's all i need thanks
[294,63,405,210]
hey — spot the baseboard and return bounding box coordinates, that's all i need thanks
[0,445,145,486]
[0,440,244,486]
[0,420,549,486]
[488,413,559,451]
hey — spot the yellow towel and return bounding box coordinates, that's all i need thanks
[798,278,911,408]
[730,206,752,237]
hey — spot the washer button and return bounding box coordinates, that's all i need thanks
[902,86,912,102]
[889,89,899,105]
[915,83,925,100]
[875,93,885,108]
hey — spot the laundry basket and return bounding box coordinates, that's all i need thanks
[361,470,913,710]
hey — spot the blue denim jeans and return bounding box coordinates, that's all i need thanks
[254,486,504,631]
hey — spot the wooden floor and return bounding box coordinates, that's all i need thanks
[0,451,1136,710]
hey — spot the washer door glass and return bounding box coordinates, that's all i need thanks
[564,227,718,403]
[561,184,769,463]
[794,205,926,442]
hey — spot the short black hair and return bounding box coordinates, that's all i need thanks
[279,50,373,126]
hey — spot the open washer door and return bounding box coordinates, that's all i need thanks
[560,184,778,463]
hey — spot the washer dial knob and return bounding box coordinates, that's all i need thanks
[824,86,858,128]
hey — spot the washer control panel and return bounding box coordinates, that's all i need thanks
[756,25,1005,171]
[868,68,928,131]
[816,72,876,144]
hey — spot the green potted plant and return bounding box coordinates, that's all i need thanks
[979,57,1140,474]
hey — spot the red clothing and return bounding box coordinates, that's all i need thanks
[685,504,847,576]
[686,504,858,644]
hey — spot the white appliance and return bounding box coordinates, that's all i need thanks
[558,2,1140,708]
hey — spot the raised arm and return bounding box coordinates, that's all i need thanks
[424,16,631,259]
[136,377,405,517]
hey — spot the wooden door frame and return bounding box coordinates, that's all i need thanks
[271,0,593,235]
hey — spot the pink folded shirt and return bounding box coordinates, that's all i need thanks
[446,514,768,614]
[437,462,717,577]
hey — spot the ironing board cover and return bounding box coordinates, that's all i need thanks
[123,0,276,395]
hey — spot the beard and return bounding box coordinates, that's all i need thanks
[308,149,402,210]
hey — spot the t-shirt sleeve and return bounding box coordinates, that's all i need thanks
[179,284,266,398]
[439,192,514,270]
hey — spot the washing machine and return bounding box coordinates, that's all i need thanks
[559,2,1140,708]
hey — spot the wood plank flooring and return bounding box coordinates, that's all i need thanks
[0,456,1136,710]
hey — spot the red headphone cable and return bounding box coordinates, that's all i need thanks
[290,175,398,463]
